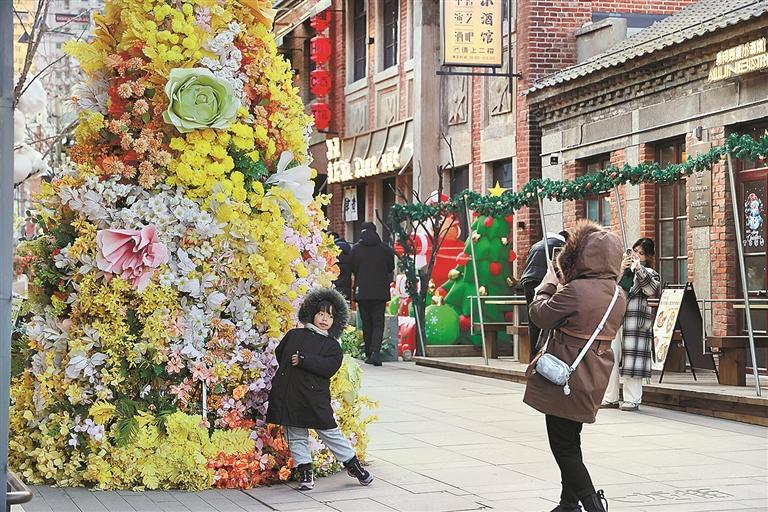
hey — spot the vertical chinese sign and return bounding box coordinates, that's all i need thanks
[443,0,503,67]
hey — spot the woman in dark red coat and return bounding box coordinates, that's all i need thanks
[267,288,374,491]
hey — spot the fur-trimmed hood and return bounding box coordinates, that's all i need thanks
[297,288,350,339]
[556,220,623,283]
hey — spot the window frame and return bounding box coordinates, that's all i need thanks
[351,0,367,82]
[491,159,514,190]
[381,0,399,70]
[655,138,688,285]
[583,155,612,228]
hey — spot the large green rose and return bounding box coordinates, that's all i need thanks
[162,68,240,133]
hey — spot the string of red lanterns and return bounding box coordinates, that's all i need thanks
[309,10,333,131]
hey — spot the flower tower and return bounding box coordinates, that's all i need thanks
[9,0,375,490]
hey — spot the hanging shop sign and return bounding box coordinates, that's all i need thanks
[708,37,768,82]
[442,0,503,67]
[343,187,359,222]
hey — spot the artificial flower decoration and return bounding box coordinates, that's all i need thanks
[266,151,315,207]
[10,0,374,491]
[163,68,240,134]
[96,225,169,291]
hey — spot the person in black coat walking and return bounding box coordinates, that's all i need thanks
[350,222,395,366]
[266,288,374,491]
[330,232,352,300]
[520,231,569,357]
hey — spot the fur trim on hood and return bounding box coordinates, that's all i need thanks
[556,220,623,284]
[297,288,350,339]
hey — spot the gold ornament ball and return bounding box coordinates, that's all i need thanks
[506,276,518,288]
[501,237,508,246]
[448,269,461,280]
[478,286,488,296]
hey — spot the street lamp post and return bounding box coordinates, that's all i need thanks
[1,2,15,511]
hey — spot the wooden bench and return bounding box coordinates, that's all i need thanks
[507,325,533,364]
[707,335,768,386]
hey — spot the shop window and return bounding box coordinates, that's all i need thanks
[382,0,398,69]
[735,120,768,340]
[656,139,688,284]
[450,166,470,241]
[352,0,367,82]
[491,159,514,190]
[584,156,611,228]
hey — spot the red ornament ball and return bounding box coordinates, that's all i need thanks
[504,215,514,224]
[489,261,502,276]
[484,217,494,228]
[459,315,471,332]
[504,311,515,323]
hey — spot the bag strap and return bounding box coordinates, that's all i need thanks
[569,286,621,372]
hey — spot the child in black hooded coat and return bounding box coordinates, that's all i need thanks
[267,288,373,491]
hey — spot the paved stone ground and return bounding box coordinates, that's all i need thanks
[16,362,768,512]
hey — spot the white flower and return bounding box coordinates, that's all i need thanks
[265,151,314,207]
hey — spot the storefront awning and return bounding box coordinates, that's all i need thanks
[274,0,332,42]
[326,119,413,184]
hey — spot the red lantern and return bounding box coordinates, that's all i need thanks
[310,102,331,131]
[310,69,332,97]
[310,35,332,64]
[310,11,332,31]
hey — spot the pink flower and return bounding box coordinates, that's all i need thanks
[96,225,169,291]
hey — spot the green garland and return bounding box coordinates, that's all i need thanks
[391,133,767,223]
[388,133,767,299]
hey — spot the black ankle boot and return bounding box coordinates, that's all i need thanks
[581,489,608,512]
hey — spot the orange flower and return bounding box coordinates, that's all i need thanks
[232,384,248,401]
[278,465,291,481]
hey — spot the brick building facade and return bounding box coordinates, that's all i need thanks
[528,0,768,373]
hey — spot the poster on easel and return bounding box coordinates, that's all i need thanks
[652,288,685,371]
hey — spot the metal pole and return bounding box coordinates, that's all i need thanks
[1,2,15,510]
[464,197,488,366]
[613,184,629,249]
[726,154,761,397]
[537,193,550,264]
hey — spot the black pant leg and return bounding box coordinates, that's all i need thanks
[545,414,595,502]
[358,301,373,357]
[368,300,387,356]
[524,282,542,354]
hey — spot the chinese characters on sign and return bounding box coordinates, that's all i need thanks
[343,187,358,222]
[326,138,402,184]
[443,0,503,67]
[688,170,713,228]
[708,37,768,82]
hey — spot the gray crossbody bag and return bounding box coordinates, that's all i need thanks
[535,286,621,396]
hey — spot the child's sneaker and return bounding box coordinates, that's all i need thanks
[296,463,314,491]
[344,456,373,486]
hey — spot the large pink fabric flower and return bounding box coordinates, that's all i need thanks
[96,225,169,291]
